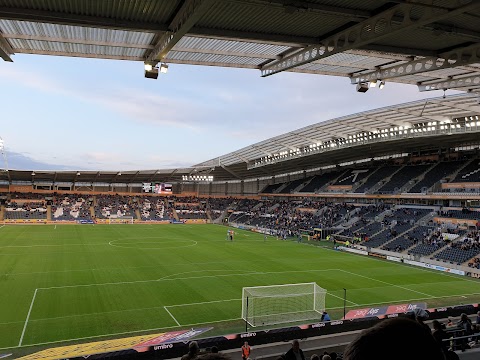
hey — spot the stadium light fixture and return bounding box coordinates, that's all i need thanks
[144,62,159,79]
[379,81,386,89]
[356,82,369,93]
[160,63,169,74]
[369,80,377,88]
[31,171,35,176]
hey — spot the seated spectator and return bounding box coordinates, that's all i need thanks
[181,341,200,360]
[343,317,445,360]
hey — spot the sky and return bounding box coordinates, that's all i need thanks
[0,54,447,171]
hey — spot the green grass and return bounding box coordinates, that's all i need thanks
[0,223,480,352]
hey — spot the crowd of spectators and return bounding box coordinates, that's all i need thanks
[95,194,135,219]
[5,200,47,219]
[450,230,480,252]
[52,195,92,221]
[139,197,173,220]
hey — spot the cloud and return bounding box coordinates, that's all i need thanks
[6,151,77,171]
[0,66,207,131]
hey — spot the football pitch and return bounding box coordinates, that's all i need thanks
[1,223,480,350]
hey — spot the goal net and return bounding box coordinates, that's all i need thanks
[107,216,134,224]
[242,282,326,327]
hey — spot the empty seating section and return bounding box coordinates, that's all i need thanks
[333,168,371,185]
[95,195,134,219]
[409,161,464,193]
[377,164,430,194]
[52,196,92,221]
[362,208,431,248]
[5,201,47,220]
[355,166,399,193]
[139,197,173,220]
[408,230,446,256]
[453,159,480,182]
[383,226,430,252]
[298,171,340,192]
[279,178,309,194]
[175,197,207,219]
[261,183,283,194]
[439,209,480,220]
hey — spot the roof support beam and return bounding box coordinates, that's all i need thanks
[146,0,217,62]
[220,165,242,180]
[245,0,371,20]
[0,31,13,61]
[418,74,480,92]
[426,98,480,113]
[351,42,480,85]
[261,1,480,77]
[2,33,154,49]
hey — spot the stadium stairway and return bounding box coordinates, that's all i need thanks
[46,204,52,221]
[135,208,141,220]
[89,206,95,219]
[205,209,212,222]
[0,204,3,221]
[449,157,478,182]
[367,165,406,194]
[318,169,350,192]
[172,208,180,221]
[351,166,381,192]
[402,162,438,193]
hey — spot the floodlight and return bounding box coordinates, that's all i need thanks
[160,63,169,74]
[379,81,386,89]
[369,80,377,88]
[31,171,35,176]
[144,62,159,79]
[76,172,81,176]
[356,82,369,93]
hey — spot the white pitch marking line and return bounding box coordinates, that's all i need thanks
[37,268,340,290]
[164,306,181,326]
[340,269,435,298]
[18,288,38,346]
[327,292,358,306]
[54,225,56,230]
[0,225,5,229]
[166,298,241,308]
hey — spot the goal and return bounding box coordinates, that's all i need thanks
[107,216,134,224]
[242,282,326,327]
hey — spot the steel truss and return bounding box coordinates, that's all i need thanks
[261,0,480,77]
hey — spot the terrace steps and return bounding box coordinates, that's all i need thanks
[46,205,52,221]
[352,166,381,192]
[135,209,141,220]
[90,206,95,218]
[449,157,477,182]
[0,205,3,221]
[402,162,438,193]
[367,165,406,194]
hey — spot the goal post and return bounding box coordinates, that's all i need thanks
[107,216,134,224]
[242,282,326,327]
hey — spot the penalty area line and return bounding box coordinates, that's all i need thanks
[327,292,358,306]
[164,306,181,326]
[19,288,38,346]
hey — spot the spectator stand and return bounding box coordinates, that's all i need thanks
[52,195,92,221]
[4,198,47,221]
[139,196,173,221]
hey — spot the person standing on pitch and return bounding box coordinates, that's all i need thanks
[241,341,251,360]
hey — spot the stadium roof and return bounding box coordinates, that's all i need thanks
[1,93,480,184]
[0,0,480,93]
